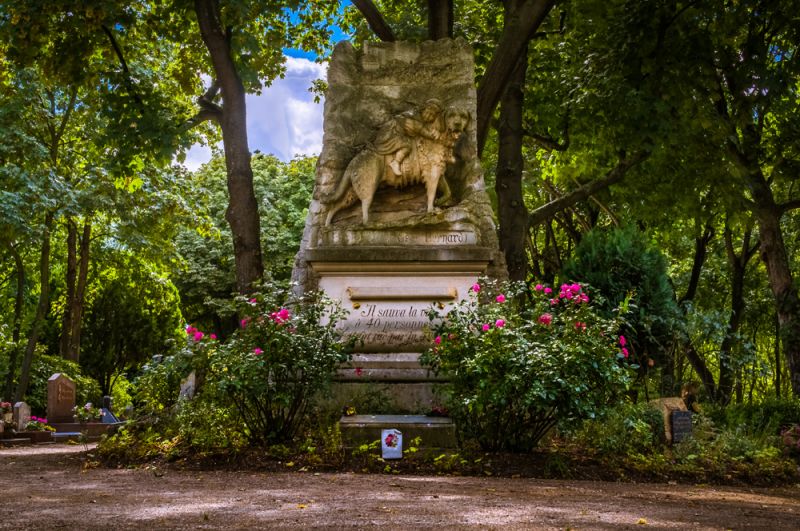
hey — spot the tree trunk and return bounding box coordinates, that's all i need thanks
[427,0,453,40]
[195,0,264,293]
[679,221,713,305]
[67,220,91,362]
[496,40,529,282]
[775,312,782,398]
[476,0,555,154]
[717,223,754,404]
[747,170,800,397]
[352,0,396,41]
[15,212,54,402]
[3,240,25,399]
[60,217,77,359]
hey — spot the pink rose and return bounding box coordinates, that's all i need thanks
[534,284,543,291]
[621,347,629,358]
[496,294,506,303]
[434,336,442,345]
[481,323,491,332]
[240,318,249,329]
[185,326,196,335]
[544,287,552,294]
[495,319,505,328]
[249,298,257,304]
[471,283,481,293]
[574,321,586,331]
[253,347,263,355]
[619,335,626,347]
[210,333,217,340]
[193,331,204,341]
[538,313,553,326]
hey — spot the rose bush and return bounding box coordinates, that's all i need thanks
[422,280,633,451]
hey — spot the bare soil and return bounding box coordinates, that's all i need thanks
[1,444,799,530]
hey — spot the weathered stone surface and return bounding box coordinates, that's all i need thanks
[47,373,76,423]
[650,397,689,443]
[12,402,30,430]
[340,414,456,448]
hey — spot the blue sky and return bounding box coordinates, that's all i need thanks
[183,5,352,170]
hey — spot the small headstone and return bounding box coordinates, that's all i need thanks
[179,371,196,399]
[13,402,31,430]
[671,410,693,443]
[650,397,689,443]
[47,373,77,423]
[381,428,403,459]
[102,396,113,411]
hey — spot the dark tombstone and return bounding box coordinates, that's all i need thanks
[102,396,113,411]
[47,373,77,423]
[671,410,693,443]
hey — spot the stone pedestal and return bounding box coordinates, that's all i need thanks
[293,40,505,433]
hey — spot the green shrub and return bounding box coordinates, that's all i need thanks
[566,402,665,456]
[422,280,633,452]
[561,226,681,368]
[711,398,800,435]
[26,353,102,414]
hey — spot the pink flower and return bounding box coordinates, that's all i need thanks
[570,283,582,294]
[575,321,586,331]
[253,347,263,355]
[550,298,558,305]
[544,287,552,294]
[249,298,257,304]
[580,294,589,303]
[621,347,629,358]
[496,294,506,303]
[564,291,574,300]
[471,283,481,293]
[210,333,217,340]
[270,307,291,324]
[355,367,363,376]
[434,336,442,345]
[193,331,204,341]
[481,323,491,332]
[534,284,543,291]
[185,326,197,335]
[495,319,505,328]
[538,313,553,326]
[619,335,627,347]
[240,318,249,329]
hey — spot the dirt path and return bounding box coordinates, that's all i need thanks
[1,445,798,530]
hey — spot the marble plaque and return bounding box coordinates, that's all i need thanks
[318,272,478,352]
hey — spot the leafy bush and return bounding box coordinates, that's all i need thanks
[711,398,800,435]
[561,225,681,367]
[25,353,102,414]
[422,280,633,452]
[565,402,665,456]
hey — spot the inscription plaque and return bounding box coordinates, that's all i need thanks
[671,410,693,443]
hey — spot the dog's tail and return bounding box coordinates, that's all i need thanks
[321,171,351,204]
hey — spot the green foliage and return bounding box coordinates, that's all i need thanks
[710,398,800,436]
[25,353,101,414]
[206,286,351,444]
[81,262,183,395]
[422,280,632,451]
[562,225,681,365]
[565,402,665,457]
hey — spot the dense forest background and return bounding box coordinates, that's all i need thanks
[1,0,799,412]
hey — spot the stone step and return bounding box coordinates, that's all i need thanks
[0,438,33,447]
[336,352,445,382]
[329,381,447,414]
[339,414,456,448]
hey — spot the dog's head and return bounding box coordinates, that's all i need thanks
[444,107,471,135]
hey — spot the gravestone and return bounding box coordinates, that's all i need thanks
[180,371,196,400]
[47,373,77,423]
[292,39,505,419]
[13,402,31,430]
[651,397,689,444]
[671,410,693,443]
[102,395,113,411]
[381,428,403,459]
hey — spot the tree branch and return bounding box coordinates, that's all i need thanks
[353,0,396,42]
[528,151,649,228]
[428,0,453,40]
[477,0,556,155]
[101,25,143,105]
[779,198,800,213]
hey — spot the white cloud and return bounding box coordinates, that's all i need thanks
[181,56,326,170]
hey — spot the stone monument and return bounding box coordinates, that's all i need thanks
[47,373,77,423]
[292,39,505,418]
[13,402,31,431]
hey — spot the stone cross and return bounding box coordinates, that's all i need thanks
[47,373,77,423]
[13,401,31,431]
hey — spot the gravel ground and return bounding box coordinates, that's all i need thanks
[1,444,799,529]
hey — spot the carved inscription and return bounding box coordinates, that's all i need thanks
[341,302,441,351]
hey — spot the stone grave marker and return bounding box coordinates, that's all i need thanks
[651,397,689,443]
[671,410,693,443]
[47,373,77,423]
[13,402,31,430]
[381,428,403,459]
[102,395,113,411]
[180,371,196,399]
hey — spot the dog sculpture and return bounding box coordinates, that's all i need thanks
[323,106,471,226]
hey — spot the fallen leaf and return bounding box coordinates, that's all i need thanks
[297,504,307,509]
[637,518,648,525]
